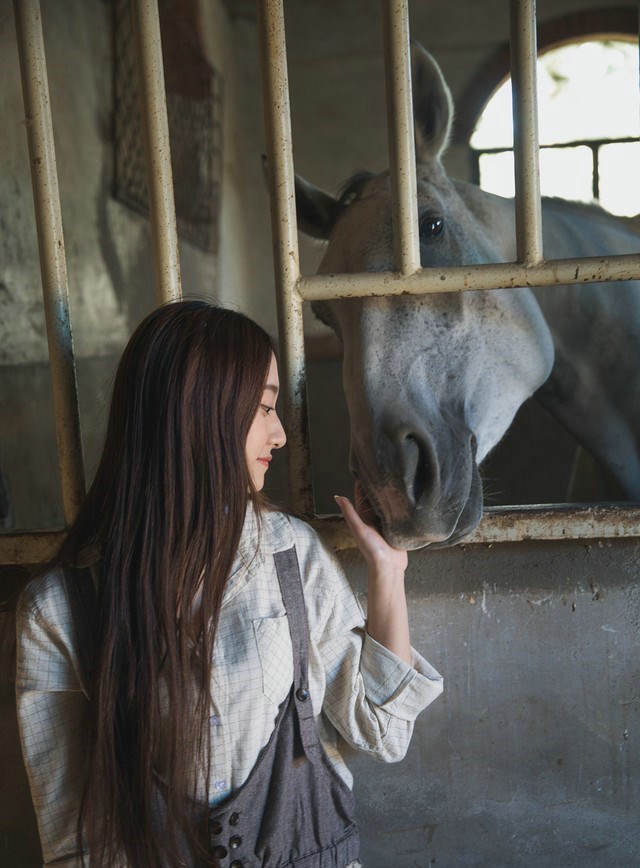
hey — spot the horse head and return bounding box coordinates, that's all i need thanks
[295,43,554,548]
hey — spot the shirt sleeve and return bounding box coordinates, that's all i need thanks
[15,574,90,868]
[292,519,443,763]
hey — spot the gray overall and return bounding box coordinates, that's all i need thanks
[201,546,361,868]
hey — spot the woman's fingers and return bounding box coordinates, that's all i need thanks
[334,493,408,572]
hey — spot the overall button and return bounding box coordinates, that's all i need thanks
[230,862,243,868]
[213,845,228,859]
[229,812,241,826]
[229,835,242,849]
[296,686,310,702]
[210,820,223,835]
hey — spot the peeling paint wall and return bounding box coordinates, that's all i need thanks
[0,0,262,529]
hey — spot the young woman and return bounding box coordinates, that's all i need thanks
[16,300,443,868]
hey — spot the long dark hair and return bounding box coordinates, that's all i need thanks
[54,300,276,867]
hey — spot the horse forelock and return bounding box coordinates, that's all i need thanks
[337,170,376,213]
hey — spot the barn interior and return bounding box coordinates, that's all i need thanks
[1,1,639,866]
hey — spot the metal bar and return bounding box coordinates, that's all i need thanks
[476,135,639,156]
[312,504,640,552]
[297,252,640,301]
[257,0,313,514]
[591,143,600,201]
[5,500,639,565]
[0,530,66,567]
[509,0,544,265]
[13,0,86,524]
[381,0,420,275]
[130,0,182,304]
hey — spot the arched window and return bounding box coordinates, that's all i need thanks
[469,39,639,215]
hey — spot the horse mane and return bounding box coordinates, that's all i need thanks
[337,170,376,213]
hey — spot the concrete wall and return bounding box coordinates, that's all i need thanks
[1,1,639,866]
[348,536,640,868]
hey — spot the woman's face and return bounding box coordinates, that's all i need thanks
[245,354,287,491]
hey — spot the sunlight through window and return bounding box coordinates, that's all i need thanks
[471,40,640,217]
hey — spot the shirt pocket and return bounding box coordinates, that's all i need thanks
[252,615,294,705]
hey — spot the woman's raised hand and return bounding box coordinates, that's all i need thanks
[335,482,411,663]
[334,481,408,577]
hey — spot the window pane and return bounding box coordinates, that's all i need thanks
[471,40,639,150]
[598,142,640,217]
[537,41,639,145]
[478,151,514,198]
[479,147,594,203]
[539,146,593,202]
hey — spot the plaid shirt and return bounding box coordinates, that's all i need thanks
[16,508,443,867]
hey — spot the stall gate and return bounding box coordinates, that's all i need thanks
[2,0,640,569]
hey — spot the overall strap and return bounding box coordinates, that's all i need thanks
[62,564,97,695]
[273,546,320,758]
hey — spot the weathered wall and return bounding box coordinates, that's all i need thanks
[0,0,263,529]
[347,537,640,868]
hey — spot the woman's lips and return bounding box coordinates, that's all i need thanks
[258,457,271,468]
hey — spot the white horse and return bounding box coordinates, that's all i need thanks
[295,43,640,549]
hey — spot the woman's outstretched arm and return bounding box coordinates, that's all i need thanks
[334,484,411,664]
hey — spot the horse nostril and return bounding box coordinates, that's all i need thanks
[404,433,431,506]
[470,433,477,455]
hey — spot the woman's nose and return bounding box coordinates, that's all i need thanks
[271,414,287,448]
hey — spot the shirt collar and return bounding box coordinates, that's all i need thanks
[223,504,294,605]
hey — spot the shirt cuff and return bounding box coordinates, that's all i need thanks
[361,632,444,720]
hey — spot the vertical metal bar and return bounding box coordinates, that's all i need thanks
[591,143,600,201]
[381,0,420,275]
[14,0,86,524]
[130,0,182,304]
[509,0,543,265]
[257,0,313,514]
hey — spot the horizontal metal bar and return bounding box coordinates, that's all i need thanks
[0,531,65,566]
[297,252,640,301]
[4,501,639,566]
[475,136,639,156]
[312,503,640,552]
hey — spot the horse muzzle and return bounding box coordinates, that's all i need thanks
[352,419,484,549]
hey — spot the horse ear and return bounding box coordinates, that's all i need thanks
[261,155,339,239]
[410,42,454,164]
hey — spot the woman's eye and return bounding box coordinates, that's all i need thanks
[261,404,275,415]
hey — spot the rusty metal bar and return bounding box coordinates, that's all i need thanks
[297,252,640,302]
[130,0,182,304]
[313,504,640,552]
[257,0,313,515]
[381,0,421,275]
[5,500,638,565]
[509,0,544,265]
[13,0,86,524]
[0,530,66,567]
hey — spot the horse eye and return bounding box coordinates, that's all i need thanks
[419,215,444,239]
